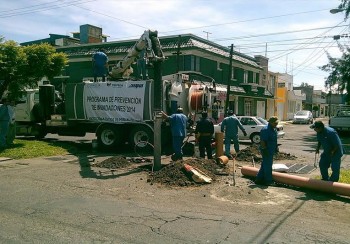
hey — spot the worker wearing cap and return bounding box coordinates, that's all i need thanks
[162,107,188,161]
[92,49,108,82]
[221,110,247,157]
[255,116,279,186]
[195,111,214,159]
[311,120,343,182]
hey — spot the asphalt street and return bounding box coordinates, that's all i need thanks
[0,118,349,243]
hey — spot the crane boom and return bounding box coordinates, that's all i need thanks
[110,30,165,79]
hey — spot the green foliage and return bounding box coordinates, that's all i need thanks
[320,1,350,103]
[339,0,350,19]
[339,169,350,184]
[0,41,68,100]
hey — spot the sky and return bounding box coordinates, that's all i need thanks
[1,0,349,91]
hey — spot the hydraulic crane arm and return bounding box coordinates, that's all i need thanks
[110,30,165,79]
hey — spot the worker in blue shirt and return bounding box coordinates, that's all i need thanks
[92,49,108,82]
[162,107,188,161]
[311,120,344,182]
[221,110,247,157]
[255,116,279,186]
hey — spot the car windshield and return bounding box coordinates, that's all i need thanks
[257,117,268,125]
[296,111,308,115]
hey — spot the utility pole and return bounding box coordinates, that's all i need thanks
[203,31,212,40]
[176,35,182,73]
[225,44,234,116]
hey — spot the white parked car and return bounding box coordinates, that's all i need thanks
[293,110,314,124]
[213,116,285,144]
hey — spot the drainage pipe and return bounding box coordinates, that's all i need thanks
[241,166,350,197]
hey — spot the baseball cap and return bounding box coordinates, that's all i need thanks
[310,121,324,129]
[176,107,183,113]
[268,116,279,124]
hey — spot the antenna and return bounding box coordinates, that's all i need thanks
[203,31,212,40]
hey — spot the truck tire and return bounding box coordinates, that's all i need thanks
[32,104,45,122]
[34,124,47,139]
[97,124,122,150]
[129,125,153,151]
[250,133,261,144]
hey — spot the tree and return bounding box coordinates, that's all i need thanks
[0,41,67,100]
[300,82,313,87]
[320,0,350,104]
[338,0,350,19]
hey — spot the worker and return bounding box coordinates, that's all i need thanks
[311,120,344,182]
[220,110,247,157]
[0,98,10,149]
[92,49,108,82]
[6,100,16,145]
[255,116,279,186]
[161,107,188,161]
[195,111,214,159]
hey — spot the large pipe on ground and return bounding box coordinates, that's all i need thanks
[241,166,350,197]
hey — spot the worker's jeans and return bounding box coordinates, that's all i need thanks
[172,136,185,159]
[6,123,16,145]
[319,153,342,182]
[0,120,9,148]
[199,136,212,159]
[224,135,239,155]
[256,150,273,184]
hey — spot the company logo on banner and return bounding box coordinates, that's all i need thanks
[84,81,146,123]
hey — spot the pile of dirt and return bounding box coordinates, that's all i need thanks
[236,145,297,162]
[148,158,222,187]
[93,156,132,169]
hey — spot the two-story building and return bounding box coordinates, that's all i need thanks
[22,24,276,118]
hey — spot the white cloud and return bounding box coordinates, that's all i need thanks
[0,0,345,90]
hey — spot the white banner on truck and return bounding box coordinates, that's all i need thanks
[83,81,146,123]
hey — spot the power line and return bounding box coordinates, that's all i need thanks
[213,24,349,42]
[158,8,332,35]
[0,0,96,18]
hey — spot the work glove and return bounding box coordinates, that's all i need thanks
[243,131,247,137]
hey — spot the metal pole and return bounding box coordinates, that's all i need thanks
[225,44,234,115]
[176,35,181,73]
[153,113,162,171]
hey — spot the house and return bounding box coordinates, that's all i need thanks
[276,73,305,120]
[22,24,276,118]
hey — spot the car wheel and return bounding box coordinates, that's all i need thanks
[250,133,261,144]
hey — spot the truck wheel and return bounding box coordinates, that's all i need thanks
[129,125,153,151]
[97,125,122,150]
[32,104,45,122]
[250,133,261,144]
[32,124,47,139]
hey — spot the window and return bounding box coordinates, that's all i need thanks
[243,70,248,83]
[231,66,235,79]
[240,117,257,125]
[184,55,200,71]
[244,100,252,115]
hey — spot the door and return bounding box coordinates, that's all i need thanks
[257,101,265,118]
